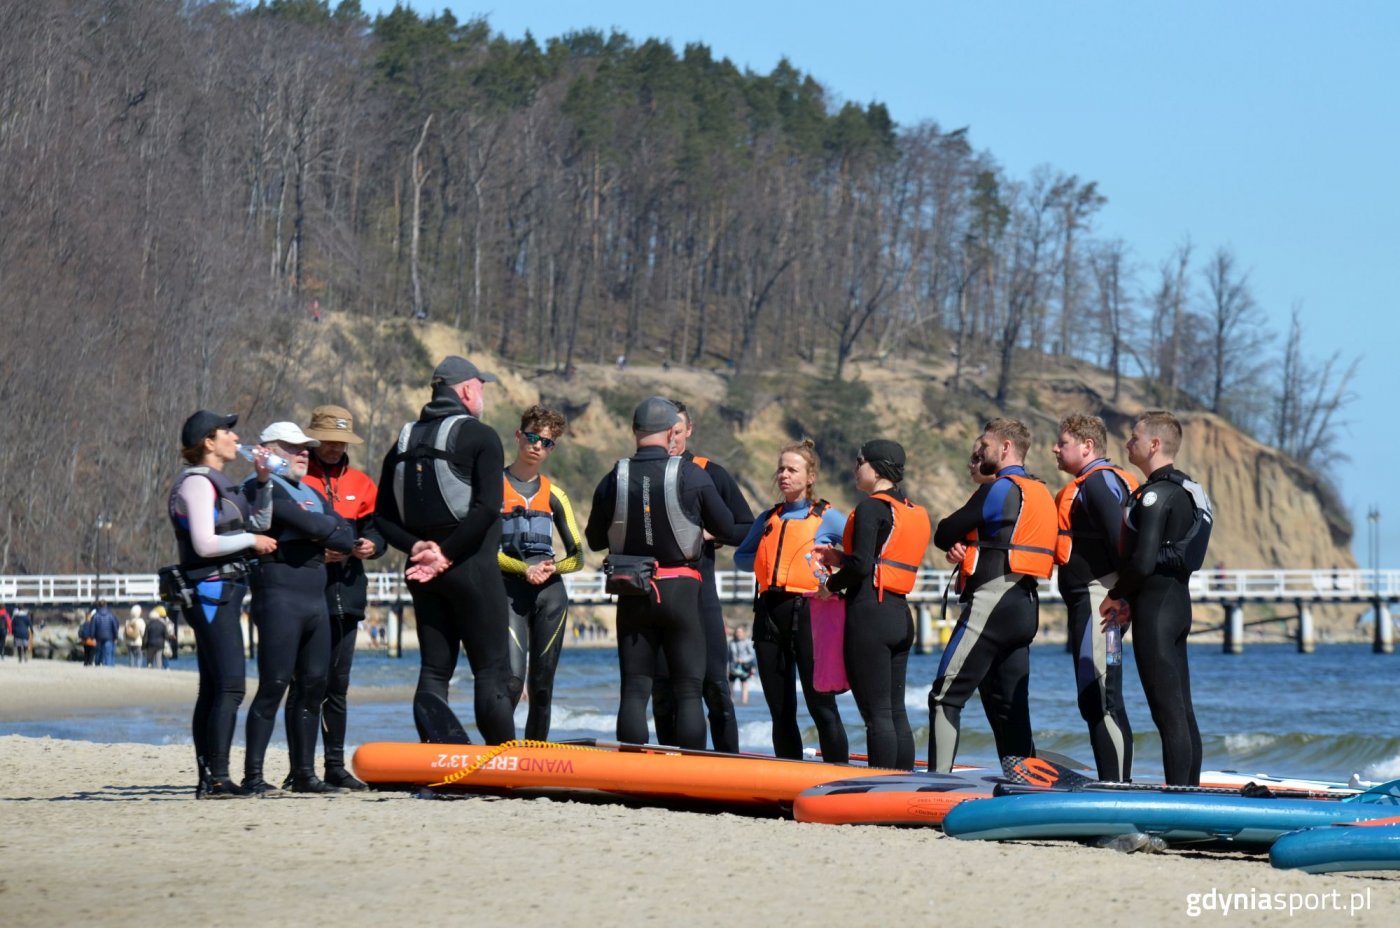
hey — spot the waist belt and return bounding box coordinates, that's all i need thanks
[184,561,250,582]
[654,566,702,581]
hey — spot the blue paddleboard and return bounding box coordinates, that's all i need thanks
[942,791,1400,846]
[1270,821,1400,873]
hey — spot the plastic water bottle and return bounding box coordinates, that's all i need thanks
[1096,832,1167,853]
[236,443,290,477]
[1104,614,1122,666]
[806,552,830,588]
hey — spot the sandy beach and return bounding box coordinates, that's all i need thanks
[1,661,1396,927]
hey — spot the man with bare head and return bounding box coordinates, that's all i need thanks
[929,418,1056,773]
[1051,414,1137,781]
[1100,410,1213,786]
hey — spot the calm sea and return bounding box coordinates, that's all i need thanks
[7,643,1398,784]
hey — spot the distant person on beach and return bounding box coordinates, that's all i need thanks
[651,401,754,753]
[930,419,1055,773]
[733,439,848,762]
[143,608,168,669]
[0,603,9,659]
[726,626,756,706]
[11,607,32,661]
[90,600,120,667]
[813,439,930,771]
[124,606,146,668]
[1100,410,1214,786]
[1051,414,1138,782]
[241,421,355,795]
[169,409,277,798]
[498,404,584,741]
[302,404,386,791]
[375,356,516,745]
[584,396,746,750]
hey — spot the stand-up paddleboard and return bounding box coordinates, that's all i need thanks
[1271,817,1400,873]
[1199,770,1358,799]
[351,739,907,808]
[793,771,1004,825]
[942,785,1400,847]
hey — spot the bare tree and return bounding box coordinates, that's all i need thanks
[1274,306,1360,469]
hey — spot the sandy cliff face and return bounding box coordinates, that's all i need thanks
[317,320,1354,574]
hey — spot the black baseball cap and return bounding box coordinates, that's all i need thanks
[632,396,680,433]
[431,356,498,386]
[181,410,238,448]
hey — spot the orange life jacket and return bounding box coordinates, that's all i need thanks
[1053,464,1139,565]
[691,455,710,469]
[754,501,830,593]
[958,474,1057,582]
[843,492,931,600]
[500,474,554,560]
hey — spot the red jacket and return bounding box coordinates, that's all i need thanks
[305,455,386,617]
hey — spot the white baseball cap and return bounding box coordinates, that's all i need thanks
[259,421,320,447]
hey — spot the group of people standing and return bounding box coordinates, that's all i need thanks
[168,351,1213,800]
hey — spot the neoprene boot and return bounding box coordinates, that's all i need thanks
[325,767,369,791]
[289,771,345,794]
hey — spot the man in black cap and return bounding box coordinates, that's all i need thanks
[585,396,748,750]
[375,356,515,744]
[650,400,753,752]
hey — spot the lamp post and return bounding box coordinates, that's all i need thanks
[94,513,113,606]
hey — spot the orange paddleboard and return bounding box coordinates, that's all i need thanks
[352,740,905,807]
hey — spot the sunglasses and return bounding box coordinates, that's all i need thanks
[522,431,556,450]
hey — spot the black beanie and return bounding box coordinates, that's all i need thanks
[860,439,906,484]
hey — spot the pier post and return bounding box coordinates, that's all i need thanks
[1223,602,1245,654]
[1295,600,1315,654]
[915,603,934,654]
[1374,600,1394,654]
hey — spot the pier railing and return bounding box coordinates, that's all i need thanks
[3,567,1396,607]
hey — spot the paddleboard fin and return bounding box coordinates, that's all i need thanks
[413,692,472,744]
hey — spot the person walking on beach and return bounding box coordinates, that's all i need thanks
[733,439,849,762]
[90,601,120,667]
[1051,414,1138,782]
[375,356,515,745]
[0,603,9,660]
[930,419,1055,773]
[651,401,754,752]
[498,404,585,741]
[124,606,146,668]
[584,397,747,750]
[302,404,386,790]
[143,608,168,669]
[241,421,356,795]
[11,607,33,661]
[813,440,931,771]
[727,625,756,706]
[169,409,277,798]
[1100,410,1213,786]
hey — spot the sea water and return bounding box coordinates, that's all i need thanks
[6,643,1399,784]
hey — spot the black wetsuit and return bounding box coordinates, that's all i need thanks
[168,466,270,788]
[585,447,746,750]
[499,470,584,740]
[1110,464,1206,786]
[1057,459,1135,781]
[827,491,916,771]
[929,467,1040,773]
[376,386,515,744]
[243,475,355,784]
[652,451,754,752]
[305,454,386,777]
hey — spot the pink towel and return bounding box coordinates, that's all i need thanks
[809,596,849,695]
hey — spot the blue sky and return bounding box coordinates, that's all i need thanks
[369,1,1398,566]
